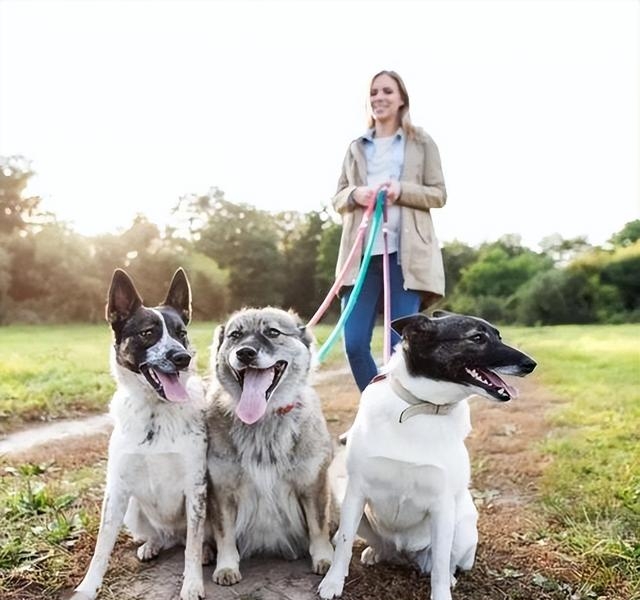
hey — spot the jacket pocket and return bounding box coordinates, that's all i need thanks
[412,209,432,245]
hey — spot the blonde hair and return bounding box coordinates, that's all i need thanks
[366,70,416,139]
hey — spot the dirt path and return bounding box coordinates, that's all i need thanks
[4,369,589,600]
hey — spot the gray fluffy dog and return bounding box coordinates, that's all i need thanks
[204,307,334,586]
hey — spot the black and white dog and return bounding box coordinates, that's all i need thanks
[319,311,536,600]
[72,268,207,600]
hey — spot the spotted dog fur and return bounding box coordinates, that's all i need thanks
[72,268,207,600]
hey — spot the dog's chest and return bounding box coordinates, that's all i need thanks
[228,417,309,557]
[109,399,207,500]
[231,416,300,477]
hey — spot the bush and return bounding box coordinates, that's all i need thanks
[513,269,598,325]
[448,294,510,323]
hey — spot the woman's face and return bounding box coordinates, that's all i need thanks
[370,73,404,127]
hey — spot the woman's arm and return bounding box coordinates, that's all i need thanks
[397,134,447,211]
[332,147,358,215]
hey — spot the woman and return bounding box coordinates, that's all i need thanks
[333,70,447,392]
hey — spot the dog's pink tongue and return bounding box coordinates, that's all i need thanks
[156,371,190,403]
[236,368,273,425]
[485,369,519,398]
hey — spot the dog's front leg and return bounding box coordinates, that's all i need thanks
[299,469,333,575]
[317,481,365,599]
[210,490,241,586]
[429,499,456,600]
[71,486,129,600]
[181,478,206,600]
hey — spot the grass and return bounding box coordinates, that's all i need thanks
[0,460,101,598]
[507,324,640,594]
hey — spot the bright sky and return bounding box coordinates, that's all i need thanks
[1,0,638,249]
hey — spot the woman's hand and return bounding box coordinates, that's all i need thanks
[380,180,402,204]
[352,186,378,207]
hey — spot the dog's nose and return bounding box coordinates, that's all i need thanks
[236,346,257,365]
[169,350,192,369]
[522,356,537,374]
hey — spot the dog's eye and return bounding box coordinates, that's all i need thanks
[265,328,282,338]
[139,328,154,339]
[470,333,486,343]
[228,330,242,340]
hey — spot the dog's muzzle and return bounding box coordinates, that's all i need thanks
[230,355,288,425]
[140,352,192,403]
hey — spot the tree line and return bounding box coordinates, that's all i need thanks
[1,155,638,326]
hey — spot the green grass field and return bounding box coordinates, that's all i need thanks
[509,324,640,592]
[0,322,638,597]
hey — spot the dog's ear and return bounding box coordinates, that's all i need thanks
[162,268,192,325]
[286,309,314,348]
[431,309,455,319]
[296,324,315,349]
[106,269,143,327]
[211,323,225,357]
[391,313,429,336]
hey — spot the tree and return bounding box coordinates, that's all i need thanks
[514,269,598,325]
[608,219,640,248]
[441,240,478,297]
[457,245,552,298]
[186,195,285,309]
[5,222,104,322]
[0,155,46,233]
[539,233,591,265]
[280,210,325,318]
[448,238,553,322]
[600,241,640,311]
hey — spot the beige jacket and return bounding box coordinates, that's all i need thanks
[332,127,447,308]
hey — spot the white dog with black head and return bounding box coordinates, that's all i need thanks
[318,311,536,600]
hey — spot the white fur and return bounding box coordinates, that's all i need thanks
[72,353,208,600]
[319,351,479,600]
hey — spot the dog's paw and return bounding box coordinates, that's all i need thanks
[180,579,205,600]
[136,541,161,561]
[430,584,453,600]
[310,538,333,575]
[201,542,215,565]
[317,576,344,599]
[312,557,332,575]
[360,546,380,566]
[212,566,242,586]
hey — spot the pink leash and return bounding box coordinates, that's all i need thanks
[306,199,376,328]
[381,195,391,364]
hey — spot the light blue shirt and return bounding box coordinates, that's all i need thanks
[361,128,405,184]
[360,128,405,254]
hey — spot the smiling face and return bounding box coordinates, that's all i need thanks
[214,307,314,425]
[107,268,194,403]
[370,72,405,128]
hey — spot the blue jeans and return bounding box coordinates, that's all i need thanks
[341,253,421,392]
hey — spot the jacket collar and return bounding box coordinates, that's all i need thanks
[352,128,404,184]
[361,127,404,143]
